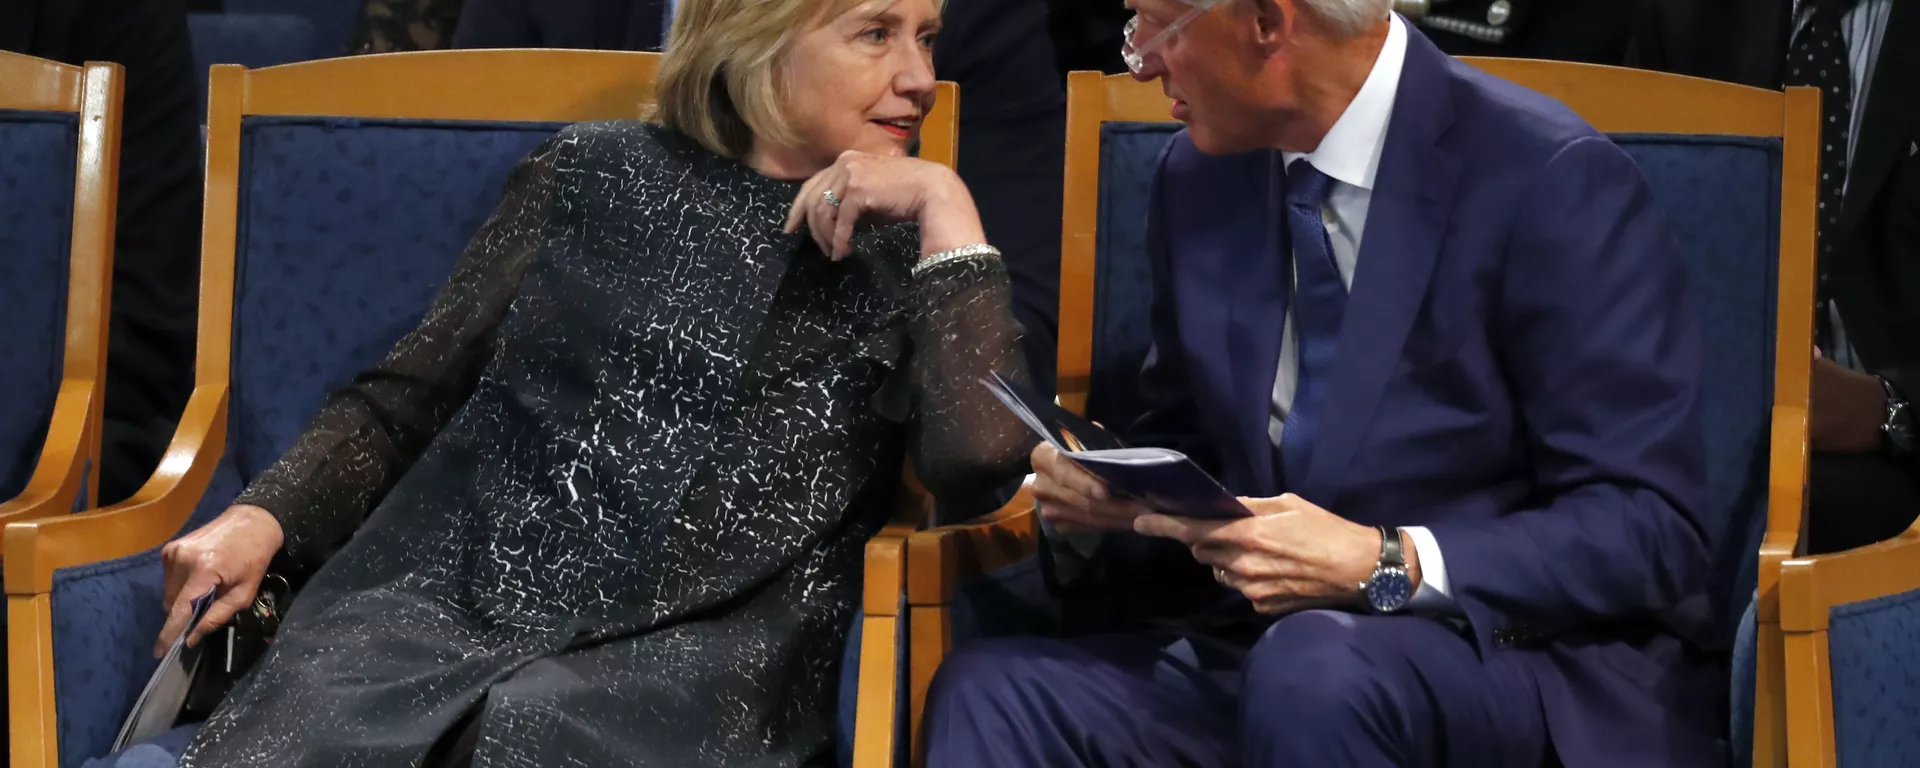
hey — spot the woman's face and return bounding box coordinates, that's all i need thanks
[774,0,940,172]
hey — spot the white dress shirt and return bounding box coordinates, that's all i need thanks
[1267,14,1455,613]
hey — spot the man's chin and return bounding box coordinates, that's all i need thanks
[1184,127,1244,157]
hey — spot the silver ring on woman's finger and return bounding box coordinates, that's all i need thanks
[823,189,842,208]
[1213,567,1229,585]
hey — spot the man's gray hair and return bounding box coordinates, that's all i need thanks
[1296,0,1393,37]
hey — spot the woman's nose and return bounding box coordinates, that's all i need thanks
[894,49,936,95]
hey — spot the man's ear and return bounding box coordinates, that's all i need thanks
[1249,0,1292,54]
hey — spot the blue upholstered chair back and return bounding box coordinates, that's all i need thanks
[1081,123,1183,433]
[0,111,78,502]
[47,117,566,767]
[1611,134,1779,645]
[1827,588,1920,764]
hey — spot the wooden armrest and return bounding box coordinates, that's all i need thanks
[3,386,227,596]
[0,381,99,526]
[905,479,1038,607]
[1778,522,1920,633]
[1777,520,1920,766]
[1756,403,1810,624]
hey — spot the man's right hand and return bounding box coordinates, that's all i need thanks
[1031,443,1153,533]
[154,504,284,657]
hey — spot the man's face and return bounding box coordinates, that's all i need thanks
[1130,0,1293,155]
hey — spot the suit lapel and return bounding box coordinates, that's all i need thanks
[1838,0,1919,241]
[1225,150,1291,496]
[1298,31,1462,508]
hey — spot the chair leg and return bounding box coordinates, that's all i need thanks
[852,613,902,768]
[907,605,954,768]
[9,593,60,768]
[1753,620,1788,767]
[1782,629,1838,767]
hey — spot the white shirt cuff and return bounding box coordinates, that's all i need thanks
[1402,526,1458,614]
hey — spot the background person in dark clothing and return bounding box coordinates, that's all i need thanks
[454,0,1068,396]
[1632,0,1920,555]
[1,0,202,507]
[1406,0,1644,64]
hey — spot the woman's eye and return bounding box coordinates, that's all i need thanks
[860,27,890,44]
[919,32,937,49]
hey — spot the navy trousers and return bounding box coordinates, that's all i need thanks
[924,609,1555,768]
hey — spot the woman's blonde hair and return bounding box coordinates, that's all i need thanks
[654,0,870,158]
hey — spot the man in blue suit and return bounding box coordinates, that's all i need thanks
[922,0,1721,765]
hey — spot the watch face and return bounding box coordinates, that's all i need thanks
[1889,403,1916,451]
[1366,567,1413,613]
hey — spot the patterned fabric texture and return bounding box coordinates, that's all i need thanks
[49,117,567,768]
[1613,134,1781,645]
[228,117,562,484]
[51,549,168,768]
[0,110,77,502]
[1830,588,1920,766]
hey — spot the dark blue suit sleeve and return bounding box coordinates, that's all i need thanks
[451,0,538,48]
[1429,136,1713,651]
[934,0,1065,395]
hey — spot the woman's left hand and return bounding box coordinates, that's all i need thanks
[784,150,987,260]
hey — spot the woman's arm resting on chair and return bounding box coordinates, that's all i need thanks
[153,135,571,653]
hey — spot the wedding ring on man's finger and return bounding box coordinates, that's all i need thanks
[823,189,842,208]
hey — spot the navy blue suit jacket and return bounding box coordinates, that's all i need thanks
[1075,28,1723,767]
[452,0,1067,396]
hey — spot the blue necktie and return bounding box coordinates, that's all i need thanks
[1278,160,1346,490]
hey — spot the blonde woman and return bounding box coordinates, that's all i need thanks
[137,0,1032,764]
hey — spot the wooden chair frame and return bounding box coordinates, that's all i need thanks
[1779,516,1920,766]
[2,48,958,768]
[0,53,121,529]
[902,62,1818,768]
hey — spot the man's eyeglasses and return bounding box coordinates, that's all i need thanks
[1121,0,1227,74]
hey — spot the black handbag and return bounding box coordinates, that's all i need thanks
[178,573,296,721]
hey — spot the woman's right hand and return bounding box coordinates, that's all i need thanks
[783,151,988,261]
[154,504,285,657]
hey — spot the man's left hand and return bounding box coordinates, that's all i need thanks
[1133,494,1420,615]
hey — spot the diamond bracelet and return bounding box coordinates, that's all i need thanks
[912,243,1001,277]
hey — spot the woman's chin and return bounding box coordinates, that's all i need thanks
[859,130,915,156]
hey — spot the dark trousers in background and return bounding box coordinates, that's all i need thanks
[1806,452,1920,555]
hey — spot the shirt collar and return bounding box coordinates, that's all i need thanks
[1281,13,1406,192]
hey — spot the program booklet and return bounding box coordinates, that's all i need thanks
[113,589,215,753]
[981,372,1250,520]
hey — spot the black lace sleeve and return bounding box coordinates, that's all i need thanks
[235,136,561,574]
[906,253,1039,509]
